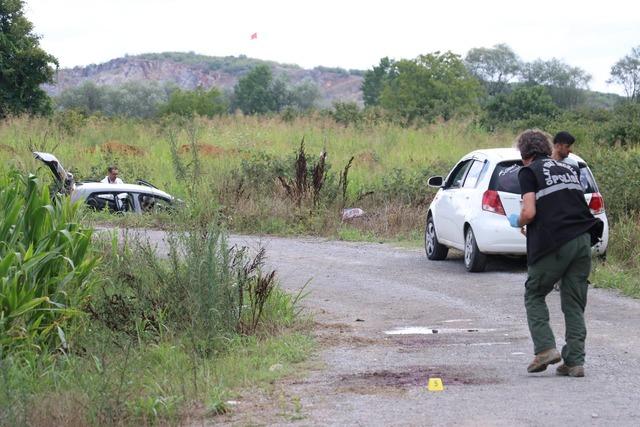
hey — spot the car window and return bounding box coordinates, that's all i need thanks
[86,192,134,212]
[138,193,173,213]
[578,164,598,193]
[462,160,486,188]
[489,160,598,195]
[445,160,473,189]
[489,161,523,194]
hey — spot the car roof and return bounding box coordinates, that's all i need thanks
[463,148,586,164]
[75,182,173,199]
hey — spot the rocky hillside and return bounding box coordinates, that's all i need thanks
[43,52,365,106]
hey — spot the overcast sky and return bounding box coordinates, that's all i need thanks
[25,0,640,94]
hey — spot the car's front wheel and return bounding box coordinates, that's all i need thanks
[464,227,487,272]
[425,216,448,260]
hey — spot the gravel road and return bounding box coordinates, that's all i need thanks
[131,230,640,426]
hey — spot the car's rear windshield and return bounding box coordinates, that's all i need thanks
[489,161,598,194]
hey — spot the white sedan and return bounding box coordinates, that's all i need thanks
[34,152,175,213]
[425,148,608,272]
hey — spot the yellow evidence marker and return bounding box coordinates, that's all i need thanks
[428,377,444,391]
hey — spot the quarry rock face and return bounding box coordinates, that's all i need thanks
[44,55,364,106]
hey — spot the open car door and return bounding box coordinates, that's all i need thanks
[33,152,75,194]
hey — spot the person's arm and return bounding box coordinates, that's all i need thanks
[508,167,537,228]
[518,192,536,225]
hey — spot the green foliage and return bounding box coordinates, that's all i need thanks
[598,101,640,146]
[0,172,97,355]
[362,57,395,107]
[56,81,170,118]
[330,101,362,126]
[233,65,288,114]
[587,145,640,220]
[592,215,640,298]
[465,43,521,96]
[520,58,591,108]
[159,87,228,118]
[290,79,320,111]
[379,51,484,124]
[0,0,58,117]
[485,85,558,127]
[608,45,640,101]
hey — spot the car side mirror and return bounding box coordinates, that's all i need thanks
[428,176,444,188]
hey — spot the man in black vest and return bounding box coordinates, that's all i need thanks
[508,130,603,377]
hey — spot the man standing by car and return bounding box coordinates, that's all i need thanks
[552,131,580,171]
[508,130,603,377]
[101,166,123,184]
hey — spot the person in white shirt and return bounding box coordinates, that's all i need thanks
[101,166,124,184]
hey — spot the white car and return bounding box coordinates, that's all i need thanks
[425,148,609,272]
[34,152,176,213]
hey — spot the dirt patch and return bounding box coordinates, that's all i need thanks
[92,141,146,156]
[355,150,378,166]
[0,144,16,155]
[336,365,500,394]
[315,322,354,332]
[178,144,236,157]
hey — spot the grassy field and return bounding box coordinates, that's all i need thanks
[1,114,639,295]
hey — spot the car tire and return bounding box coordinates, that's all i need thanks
[464,227,487,272]
[425,216,448,260]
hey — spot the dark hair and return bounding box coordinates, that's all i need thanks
[553,131,575,145]
[107,166,118,173]
[515,129,552,160]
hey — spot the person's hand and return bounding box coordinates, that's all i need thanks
[508,214,520,228]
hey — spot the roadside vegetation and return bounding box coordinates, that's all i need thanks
[0,171,312,425]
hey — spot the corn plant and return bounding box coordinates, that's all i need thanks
[0,172,97,355]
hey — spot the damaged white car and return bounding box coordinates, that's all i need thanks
[34,152,176,214]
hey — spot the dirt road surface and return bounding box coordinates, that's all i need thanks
[136,230,640,426]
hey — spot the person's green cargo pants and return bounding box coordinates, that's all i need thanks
[524,233,592,366]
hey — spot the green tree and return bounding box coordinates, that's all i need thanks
[465,44,521,95]
[379,51,483,123]
[290,79,320,111]
[0,0,58,117]
[159,87,228,117]
[56,81,109,115]
[233,65,294,114]
[520,58,591,108]
[362,57,395,107]
[608,46,640,101]
[485,85,558,125]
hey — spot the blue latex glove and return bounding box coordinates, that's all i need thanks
[508,214,520,228]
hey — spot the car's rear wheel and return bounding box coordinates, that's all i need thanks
[425,216,448,260]
[464,227,487,272]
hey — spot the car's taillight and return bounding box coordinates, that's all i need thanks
[482,190,506,215]
[589,192,605,215]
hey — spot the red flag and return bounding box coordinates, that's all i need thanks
[250,32,257,40]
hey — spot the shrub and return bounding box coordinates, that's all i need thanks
[598,101,640,146]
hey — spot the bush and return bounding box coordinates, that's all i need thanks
[91,220,283,354]
[0,172,97,355]
[484,85,558,128]
[598,101,640,146]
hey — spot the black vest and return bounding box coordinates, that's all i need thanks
[519,156,604,265]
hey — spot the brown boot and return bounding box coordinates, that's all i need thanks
[556,364,585,377]
[527,348,562,373]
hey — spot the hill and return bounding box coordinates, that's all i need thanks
[43,52,365,107]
